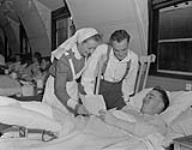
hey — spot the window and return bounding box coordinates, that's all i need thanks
[0,29,7,58]
[51,6,71,50]
[55,18,68,47]
[0,28,12,60]
[149,0,192,79]
[20,24,31,54]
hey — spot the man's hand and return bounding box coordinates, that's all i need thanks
[99,110,118,125]
[76,104,89,115]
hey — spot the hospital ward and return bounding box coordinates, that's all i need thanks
[0,0,192,150]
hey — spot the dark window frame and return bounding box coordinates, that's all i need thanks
[19,23,31,55]
[148,0,192,80]
[0,27,10,61]
[51,6,71,51]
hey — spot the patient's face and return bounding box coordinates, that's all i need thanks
[140,90,165,115]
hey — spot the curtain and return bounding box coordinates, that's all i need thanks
[66,0,148,55]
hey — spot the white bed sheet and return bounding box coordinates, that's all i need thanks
[0,116,164,150]
[1,87,182,150]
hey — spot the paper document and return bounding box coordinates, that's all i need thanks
[81,95,106,115]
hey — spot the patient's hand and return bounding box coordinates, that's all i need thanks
[99,110,118,125]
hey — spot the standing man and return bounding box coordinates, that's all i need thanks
[82,30,139,110]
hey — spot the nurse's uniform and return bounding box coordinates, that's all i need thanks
[42,49,88,122]
[42,28,99,123]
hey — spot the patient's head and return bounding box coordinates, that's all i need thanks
[140,87,169,115]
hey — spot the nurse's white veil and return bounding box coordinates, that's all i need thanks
[51,27,99,62]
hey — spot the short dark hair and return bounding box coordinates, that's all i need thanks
[20,53,32,66]
[42,56,51,62]
[110,30,130,43]
[153,86,169,112]
[33,52,42,64]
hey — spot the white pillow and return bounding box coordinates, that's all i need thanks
[0,105,62,133]
[163,108,192,146]
[160,91,192,125]
[169,108,192,135]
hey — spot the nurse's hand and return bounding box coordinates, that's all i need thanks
[76,104,89,115]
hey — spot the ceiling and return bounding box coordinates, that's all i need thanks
[67,0,149,55]
[0,0,149,56]
[38,0,65,10]
[0,0,65,54]
[0,0,65,24]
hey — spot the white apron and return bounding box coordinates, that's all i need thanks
[42,54,88,118]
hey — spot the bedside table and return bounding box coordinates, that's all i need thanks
[173,135,192,150]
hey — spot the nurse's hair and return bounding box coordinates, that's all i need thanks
[153,86,170,112]
[109,29,130,43]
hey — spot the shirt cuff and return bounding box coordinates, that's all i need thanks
[67,98,79,110]
[122,95,130,102]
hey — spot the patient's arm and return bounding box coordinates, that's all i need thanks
[100,111,167,137]
[100,111,135,134]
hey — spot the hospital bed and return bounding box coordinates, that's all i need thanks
[0,89,192,150]
[0,75,21,96]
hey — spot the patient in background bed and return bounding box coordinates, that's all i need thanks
[100,87,170,137]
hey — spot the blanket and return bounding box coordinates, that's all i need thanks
[0,75,21,96]
[0,115,164,150]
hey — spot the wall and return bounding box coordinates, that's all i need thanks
[13,0,51,57]
[33,0,51,47]
[0,29,4,54]
[146,76,192,91]
[67,0,148,56]
[7,17,20,54]
[32,0,66,56]
[66,0,192,91]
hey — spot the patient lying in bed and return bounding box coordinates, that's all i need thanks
[0,87,169,138]
[0,88,172,150]
[99,87,170,137]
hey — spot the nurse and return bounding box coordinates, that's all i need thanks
[42,28,102,117]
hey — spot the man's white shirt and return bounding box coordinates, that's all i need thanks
[82,44,139,101]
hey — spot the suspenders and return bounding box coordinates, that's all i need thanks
[101,45,131,82]
[121,60,131,82]
[98,45,131,109]
[101,45,112,74]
